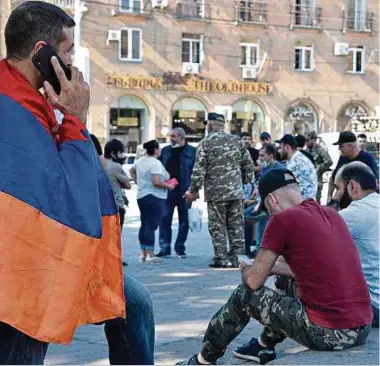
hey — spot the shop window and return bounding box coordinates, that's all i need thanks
[294,43,314,71]
[347,46,365,74]
[120,28,142,62]
[240,43,259,67]
[172,110,206,142]
[109,108,141,153]
[120,0,143,13]
[231,112,257,136]
[182,34,201,64]
[285,102,317,134]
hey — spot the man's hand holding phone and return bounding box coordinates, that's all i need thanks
[44,57,90,124]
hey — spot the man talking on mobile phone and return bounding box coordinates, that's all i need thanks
[0,2,155,365]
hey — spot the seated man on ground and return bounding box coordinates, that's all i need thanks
[334,162,379,328]
[178,169,372,365]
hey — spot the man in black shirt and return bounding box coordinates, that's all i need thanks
[241,132,260,178]
[241,132,259,162]
[327,131,378,202]
[157,128,197,258]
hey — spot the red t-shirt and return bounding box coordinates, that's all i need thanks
[261,199,372,329]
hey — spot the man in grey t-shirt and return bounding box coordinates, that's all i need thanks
[334,162,379,327]
[103,140,131,229]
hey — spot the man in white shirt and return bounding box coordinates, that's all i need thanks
[276,134,318,200]
[334,161,379,327]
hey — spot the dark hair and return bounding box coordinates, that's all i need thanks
[357,134,367,140]
[295,135,306,148]
[143,140,159,156]
[260,132,271,141]
[104,139,125,159]
[261,143,276,158]
[5,1,75,59]
[241,132,252,139]
[90,134,103,156]
[340,163,377,191]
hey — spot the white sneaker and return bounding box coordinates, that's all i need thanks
[146,257,161,263]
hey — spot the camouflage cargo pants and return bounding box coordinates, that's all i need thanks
[316,179,323,203]
[200,281,371,363]
[207,199,245,265]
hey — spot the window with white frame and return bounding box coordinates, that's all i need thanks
[294,44,314,71]
[182,34,201,64]
[347,46,365,73]
[120,0,142,13]
[120,29,142,62]
[240,43,259,67]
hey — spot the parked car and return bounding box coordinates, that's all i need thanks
[122,153,136,180]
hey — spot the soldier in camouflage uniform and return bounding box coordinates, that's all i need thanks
[185,113,254,268]
[305,131,333,203]
[178,169,372,365]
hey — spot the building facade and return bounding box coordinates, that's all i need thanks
[1,0,379,150]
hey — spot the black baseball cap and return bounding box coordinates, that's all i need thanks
[259,168,299,206]
[260,132,271,141]
[275,134,297,149]
[203,113,225,125]
[333,131,357,145]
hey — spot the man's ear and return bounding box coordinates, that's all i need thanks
[31,41,47,58]
[348,179,359,195]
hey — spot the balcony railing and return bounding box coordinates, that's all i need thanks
[345,10,374,32]
[235,1,268,24]
[290,5,322,28]
[176,0,211,19]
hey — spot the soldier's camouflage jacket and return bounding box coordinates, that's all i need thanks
[307,145,333,180]
[189,132,254,202]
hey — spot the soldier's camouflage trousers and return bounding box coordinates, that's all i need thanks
[200,280,371,363]
[316,180,324,204]
[207,199,245,265]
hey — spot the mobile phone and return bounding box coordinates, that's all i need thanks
[32,44,71,95]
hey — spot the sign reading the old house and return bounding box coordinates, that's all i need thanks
[106,74,271,95]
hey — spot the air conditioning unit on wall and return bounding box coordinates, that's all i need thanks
[152,0,168,8]
[107,30,121,45]
[242,67,257,79]
[182,62,200,75]
[334,42,349,56]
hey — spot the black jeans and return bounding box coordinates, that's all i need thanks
[119,206,126,230]
[159,189,190,255]
[372,305,379,327]
[0,275,155,365]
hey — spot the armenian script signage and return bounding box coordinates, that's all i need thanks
[106,74,271,95]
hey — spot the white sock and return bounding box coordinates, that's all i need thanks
[197,353,211,365]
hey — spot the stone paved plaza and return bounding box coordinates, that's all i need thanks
[45,187,379,365]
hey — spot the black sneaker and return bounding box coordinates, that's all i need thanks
[176,354,216,365]
[155,251,171,258]
[233,338,276,364]
[209,261,233,268]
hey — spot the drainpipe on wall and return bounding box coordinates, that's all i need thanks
[73,0,91,131]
